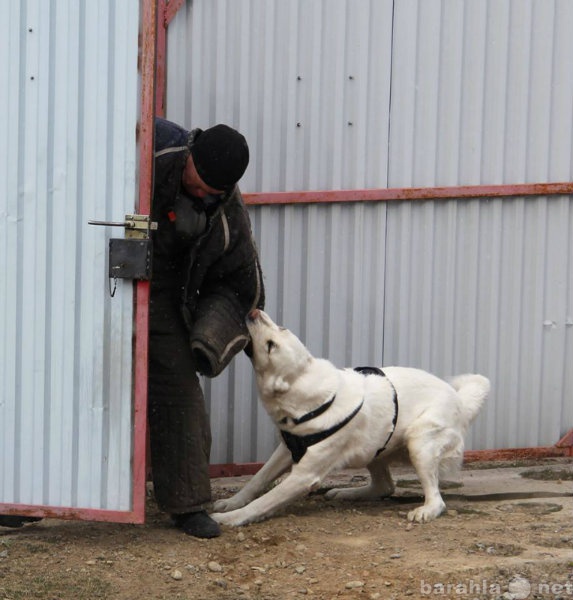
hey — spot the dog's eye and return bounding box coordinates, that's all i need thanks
[266,340,276,353]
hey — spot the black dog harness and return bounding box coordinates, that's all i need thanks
[280,367,399,463]
[355,367,399,457]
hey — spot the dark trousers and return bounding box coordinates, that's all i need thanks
[148,289,212,514]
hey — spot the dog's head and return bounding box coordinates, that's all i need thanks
[246,309,312,396]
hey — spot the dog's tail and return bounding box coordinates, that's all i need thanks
[448,374,490,425]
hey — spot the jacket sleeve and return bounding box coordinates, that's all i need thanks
[186,194,265,377]
[189,292,253,377]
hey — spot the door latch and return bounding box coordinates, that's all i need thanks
[88,214,157,240]
[88,214,157,284]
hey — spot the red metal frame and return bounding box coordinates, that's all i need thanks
[464,430,573,462]
[155,0,167,117]
[128,0,156,524]
[155,0,185,117]
[243,181,573,206]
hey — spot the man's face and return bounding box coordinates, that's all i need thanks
[181,154,225,198]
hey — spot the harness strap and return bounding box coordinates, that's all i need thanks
[283,395,335,426]
[354,366,385,377]
[279,366,399,464]
[354,367,399,456]
[281,399,364,463]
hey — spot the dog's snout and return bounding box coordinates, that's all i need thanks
[248,309,261,321]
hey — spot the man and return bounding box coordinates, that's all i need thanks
[148,117,265,538]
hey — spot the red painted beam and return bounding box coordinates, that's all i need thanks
[244,181,573,206]
[0,504,147,524]
[155,0,186,117]
[155,0,167,117]
[464,446,572,463]
[131,0,157,524]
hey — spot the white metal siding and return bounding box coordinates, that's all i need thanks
[0,0,139,510]
[383,196,573,450]
[166,0,394,193]
[389,0,573,187]
[166,0,573,463]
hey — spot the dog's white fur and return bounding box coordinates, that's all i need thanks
[211,310,489,527]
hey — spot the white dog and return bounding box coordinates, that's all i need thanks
[211,309,489,526]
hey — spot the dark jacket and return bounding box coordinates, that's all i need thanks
[151,117,265,377]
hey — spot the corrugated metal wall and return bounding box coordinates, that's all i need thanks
[0,0,139,511]
[166,0,573,463]
[389,0,573,187]
[384,196,573,450]
[166,0,394,192]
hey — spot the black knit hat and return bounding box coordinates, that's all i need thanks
[190,124,249,190]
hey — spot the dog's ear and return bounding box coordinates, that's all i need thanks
[267,375,290,395]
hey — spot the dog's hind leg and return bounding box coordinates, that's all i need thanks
[406,435,446,523]
[325,460,395,501]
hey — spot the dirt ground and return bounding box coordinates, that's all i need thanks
[0,458,571,600]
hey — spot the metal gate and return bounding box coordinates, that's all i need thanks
[0,0,153,523]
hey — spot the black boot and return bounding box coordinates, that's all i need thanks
[0,515,42,528]
[172,511,221,538]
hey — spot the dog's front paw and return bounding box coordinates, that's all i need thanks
[210,510,249,527]
[213,498,236,513]
[213,496,249,513]
[407,501,446,523]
